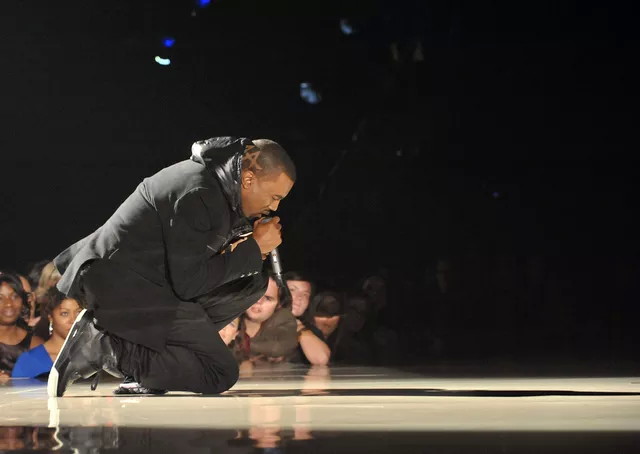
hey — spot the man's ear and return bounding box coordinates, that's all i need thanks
[241,170,256,189]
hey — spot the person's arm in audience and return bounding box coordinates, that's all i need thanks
[297,320,330,366]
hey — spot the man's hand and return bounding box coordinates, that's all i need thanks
[252,217,282,256]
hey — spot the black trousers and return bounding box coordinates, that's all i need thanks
[110,274,267,394]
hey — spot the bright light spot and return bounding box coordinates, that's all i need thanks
[340,19,355,35]
[300,82,321,104]
[197,0,211,7]
[492,191,501,199]
[154,56,171,66]
[162,37,176,48]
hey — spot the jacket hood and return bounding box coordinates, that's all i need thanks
[190,136,254,217]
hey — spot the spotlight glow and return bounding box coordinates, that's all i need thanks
[340,19,355,35]
[154,56,171,66]
[197,0,211,7]
[162,37,176,48]
[300,82,322,104]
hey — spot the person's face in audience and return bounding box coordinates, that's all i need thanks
[287,280,312,317]
[219,317,240,345]
[0,283,24,327]
[49,298,82,340]
[245,278,279,323]
[314,315,341,338]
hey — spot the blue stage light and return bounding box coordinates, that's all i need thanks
[300,82,322,104]
[154,56,171,66]
[197,0,211,7]
[162,37,176,48]
[340,19,355,35]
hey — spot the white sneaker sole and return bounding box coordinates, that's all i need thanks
[47,308,88,397]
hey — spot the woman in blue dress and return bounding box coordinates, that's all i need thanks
[12,288,83,378]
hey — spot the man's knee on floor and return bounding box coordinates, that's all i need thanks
[201,360,239,394]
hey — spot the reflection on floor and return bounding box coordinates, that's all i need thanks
[1,364,640,452]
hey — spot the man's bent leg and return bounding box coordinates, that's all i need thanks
[115,302,238,394]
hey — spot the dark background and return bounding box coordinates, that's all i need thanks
[1,1,638,364]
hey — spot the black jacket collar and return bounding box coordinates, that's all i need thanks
[190,136,253,218]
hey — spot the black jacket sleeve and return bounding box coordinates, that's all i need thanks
[165,188,263,300]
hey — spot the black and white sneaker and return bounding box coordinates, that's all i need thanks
[113,376,167,395]
[47,309,123,397]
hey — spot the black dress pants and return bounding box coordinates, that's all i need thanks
[111,274,267,394]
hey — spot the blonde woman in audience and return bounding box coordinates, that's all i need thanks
[34,261,61,303]
[29,261,62,340]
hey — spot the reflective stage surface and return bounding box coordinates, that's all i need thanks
[2,364,640,452]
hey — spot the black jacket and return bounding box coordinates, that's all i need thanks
[54,137,264,350]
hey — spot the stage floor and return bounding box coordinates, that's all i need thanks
[2,364,640,452]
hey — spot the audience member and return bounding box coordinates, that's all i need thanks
[358,274,401,364]
[33,261,61,303]
[28,261,62,340]
[0,273,44,379]
[284,271,330,366]
[234,276,298,364]
[312,291,344,341]
[284,271,314,319]
[312,291,374,365]
[27,260,50,292]
[16,275,36,326]
[24,260,48,326]
[0,271,37,326]
[12,288,83,378]
[361,274,387,316]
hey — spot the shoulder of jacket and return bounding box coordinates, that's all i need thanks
[174,183,225,210]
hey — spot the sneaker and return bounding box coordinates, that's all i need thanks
[48,309,123,397]
[113,376,167,395]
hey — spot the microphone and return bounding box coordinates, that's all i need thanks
[259,217,284,286]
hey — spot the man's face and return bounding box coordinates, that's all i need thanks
[240,170,294,219]
[287,280,311,317]
[245,278,279,323]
